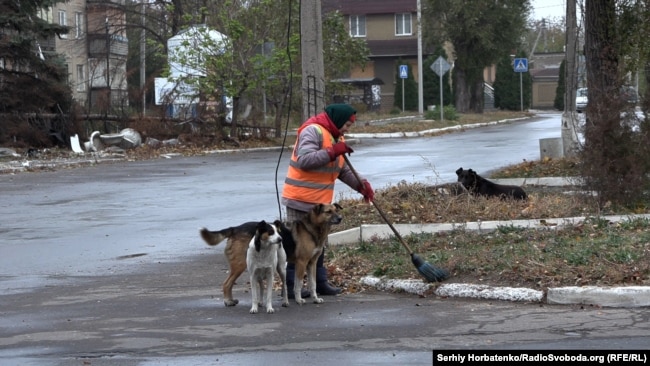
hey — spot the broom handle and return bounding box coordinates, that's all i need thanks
[342,155,415,255]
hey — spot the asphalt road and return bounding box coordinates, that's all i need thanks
[2,247,649,365]
[2,111,649,364]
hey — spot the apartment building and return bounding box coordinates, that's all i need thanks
[40,0,128,112]
[322,0,425,111]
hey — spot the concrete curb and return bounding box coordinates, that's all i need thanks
[346,117,530,139]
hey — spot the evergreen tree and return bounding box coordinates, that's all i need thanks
[493,51,532,110]
[424,0,531,113]
[393,59,418,111]
[423,48,453,108]
[0,0,71,114]
[553,59,566,111]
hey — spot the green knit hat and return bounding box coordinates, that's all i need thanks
[324,104,357,129]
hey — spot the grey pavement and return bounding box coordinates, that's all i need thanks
[2,117,648,308]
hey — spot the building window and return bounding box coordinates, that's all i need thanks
[75,12,83,39]
[395,13,412,36]
[349,15,366,37]
[76,64,85,91]
[58,10,67,38]
[38,7,53,22]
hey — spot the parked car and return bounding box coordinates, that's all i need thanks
[621,86,639,105]
[575,86,638,113]
[576,87,588,112]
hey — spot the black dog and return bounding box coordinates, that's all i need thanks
[456,167,527,200]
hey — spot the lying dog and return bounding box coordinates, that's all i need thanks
[246,220,287,314]
[199,203,343,307]
[277,203,343,305]
[456,167,527,200]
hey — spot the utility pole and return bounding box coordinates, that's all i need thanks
[300,0,325,120]
[561,0,579,157]
[105,16,111,130]
[140,1,146,116]
[417,0,423,115]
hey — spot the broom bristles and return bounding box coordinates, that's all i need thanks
[411,253,449,282]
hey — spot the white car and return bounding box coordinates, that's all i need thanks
[576,87,588,112]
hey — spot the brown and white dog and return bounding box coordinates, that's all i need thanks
[199,203,343,307]
[246,220,287,314]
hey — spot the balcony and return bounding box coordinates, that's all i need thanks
[87,33,128,58]
[86,0,125,5]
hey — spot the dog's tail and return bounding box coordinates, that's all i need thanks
[199,227,230,246]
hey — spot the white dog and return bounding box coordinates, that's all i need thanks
[246,220,288,314]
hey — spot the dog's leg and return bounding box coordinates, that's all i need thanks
[249,270,260,314]
[222,266,244,307]
[277,249,289,307]
[293,261,308,305]
[307,259,323,304]
[265,270,275,314]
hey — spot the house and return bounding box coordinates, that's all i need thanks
[322,0,427,112]
[38,0,128,113]
[154,25,231,119]
[529,52,564,109]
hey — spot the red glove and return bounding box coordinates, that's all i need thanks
[326,142,354,161]
[358,179,374,203]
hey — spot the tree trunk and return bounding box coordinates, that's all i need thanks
[584,0,619,130]
[470,79,484,113]
[453,69,471,113]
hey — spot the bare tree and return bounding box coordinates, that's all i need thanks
[580,0,650,206]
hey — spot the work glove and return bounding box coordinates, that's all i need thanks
[358,179,374,203]
[326,142,354,161]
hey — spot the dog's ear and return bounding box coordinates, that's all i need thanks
[254,220,268,252]
[333,202,343,210]
[273,219,283,232]
[456,167,463,176]
[314,203,325,214]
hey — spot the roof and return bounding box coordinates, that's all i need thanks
[366,39,418,57]
[530,67,560,80]
[322,0,416,15]
[331,77,385,86]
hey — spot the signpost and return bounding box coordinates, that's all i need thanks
[399,65,408,111]
[513,58,528,111]
[431,56,450,121]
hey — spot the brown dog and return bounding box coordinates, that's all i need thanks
[277,203,343,305]
[199,203,343,307]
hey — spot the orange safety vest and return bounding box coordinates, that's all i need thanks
[283,124,345,204]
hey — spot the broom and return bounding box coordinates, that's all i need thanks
[342,155,449,282]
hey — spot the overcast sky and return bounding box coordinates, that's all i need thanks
[531,0,566,20]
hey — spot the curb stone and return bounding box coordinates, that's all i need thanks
[360,277,650,307]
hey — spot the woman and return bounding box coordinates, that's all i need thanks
[282,103,374,297]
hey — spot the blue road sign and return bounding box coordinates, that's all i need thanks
[514,58,528,73]
[399,65,408,79]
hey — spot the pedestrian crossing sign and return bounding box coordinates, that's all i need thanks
[514,58,528,73]
[399,65,408,79]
